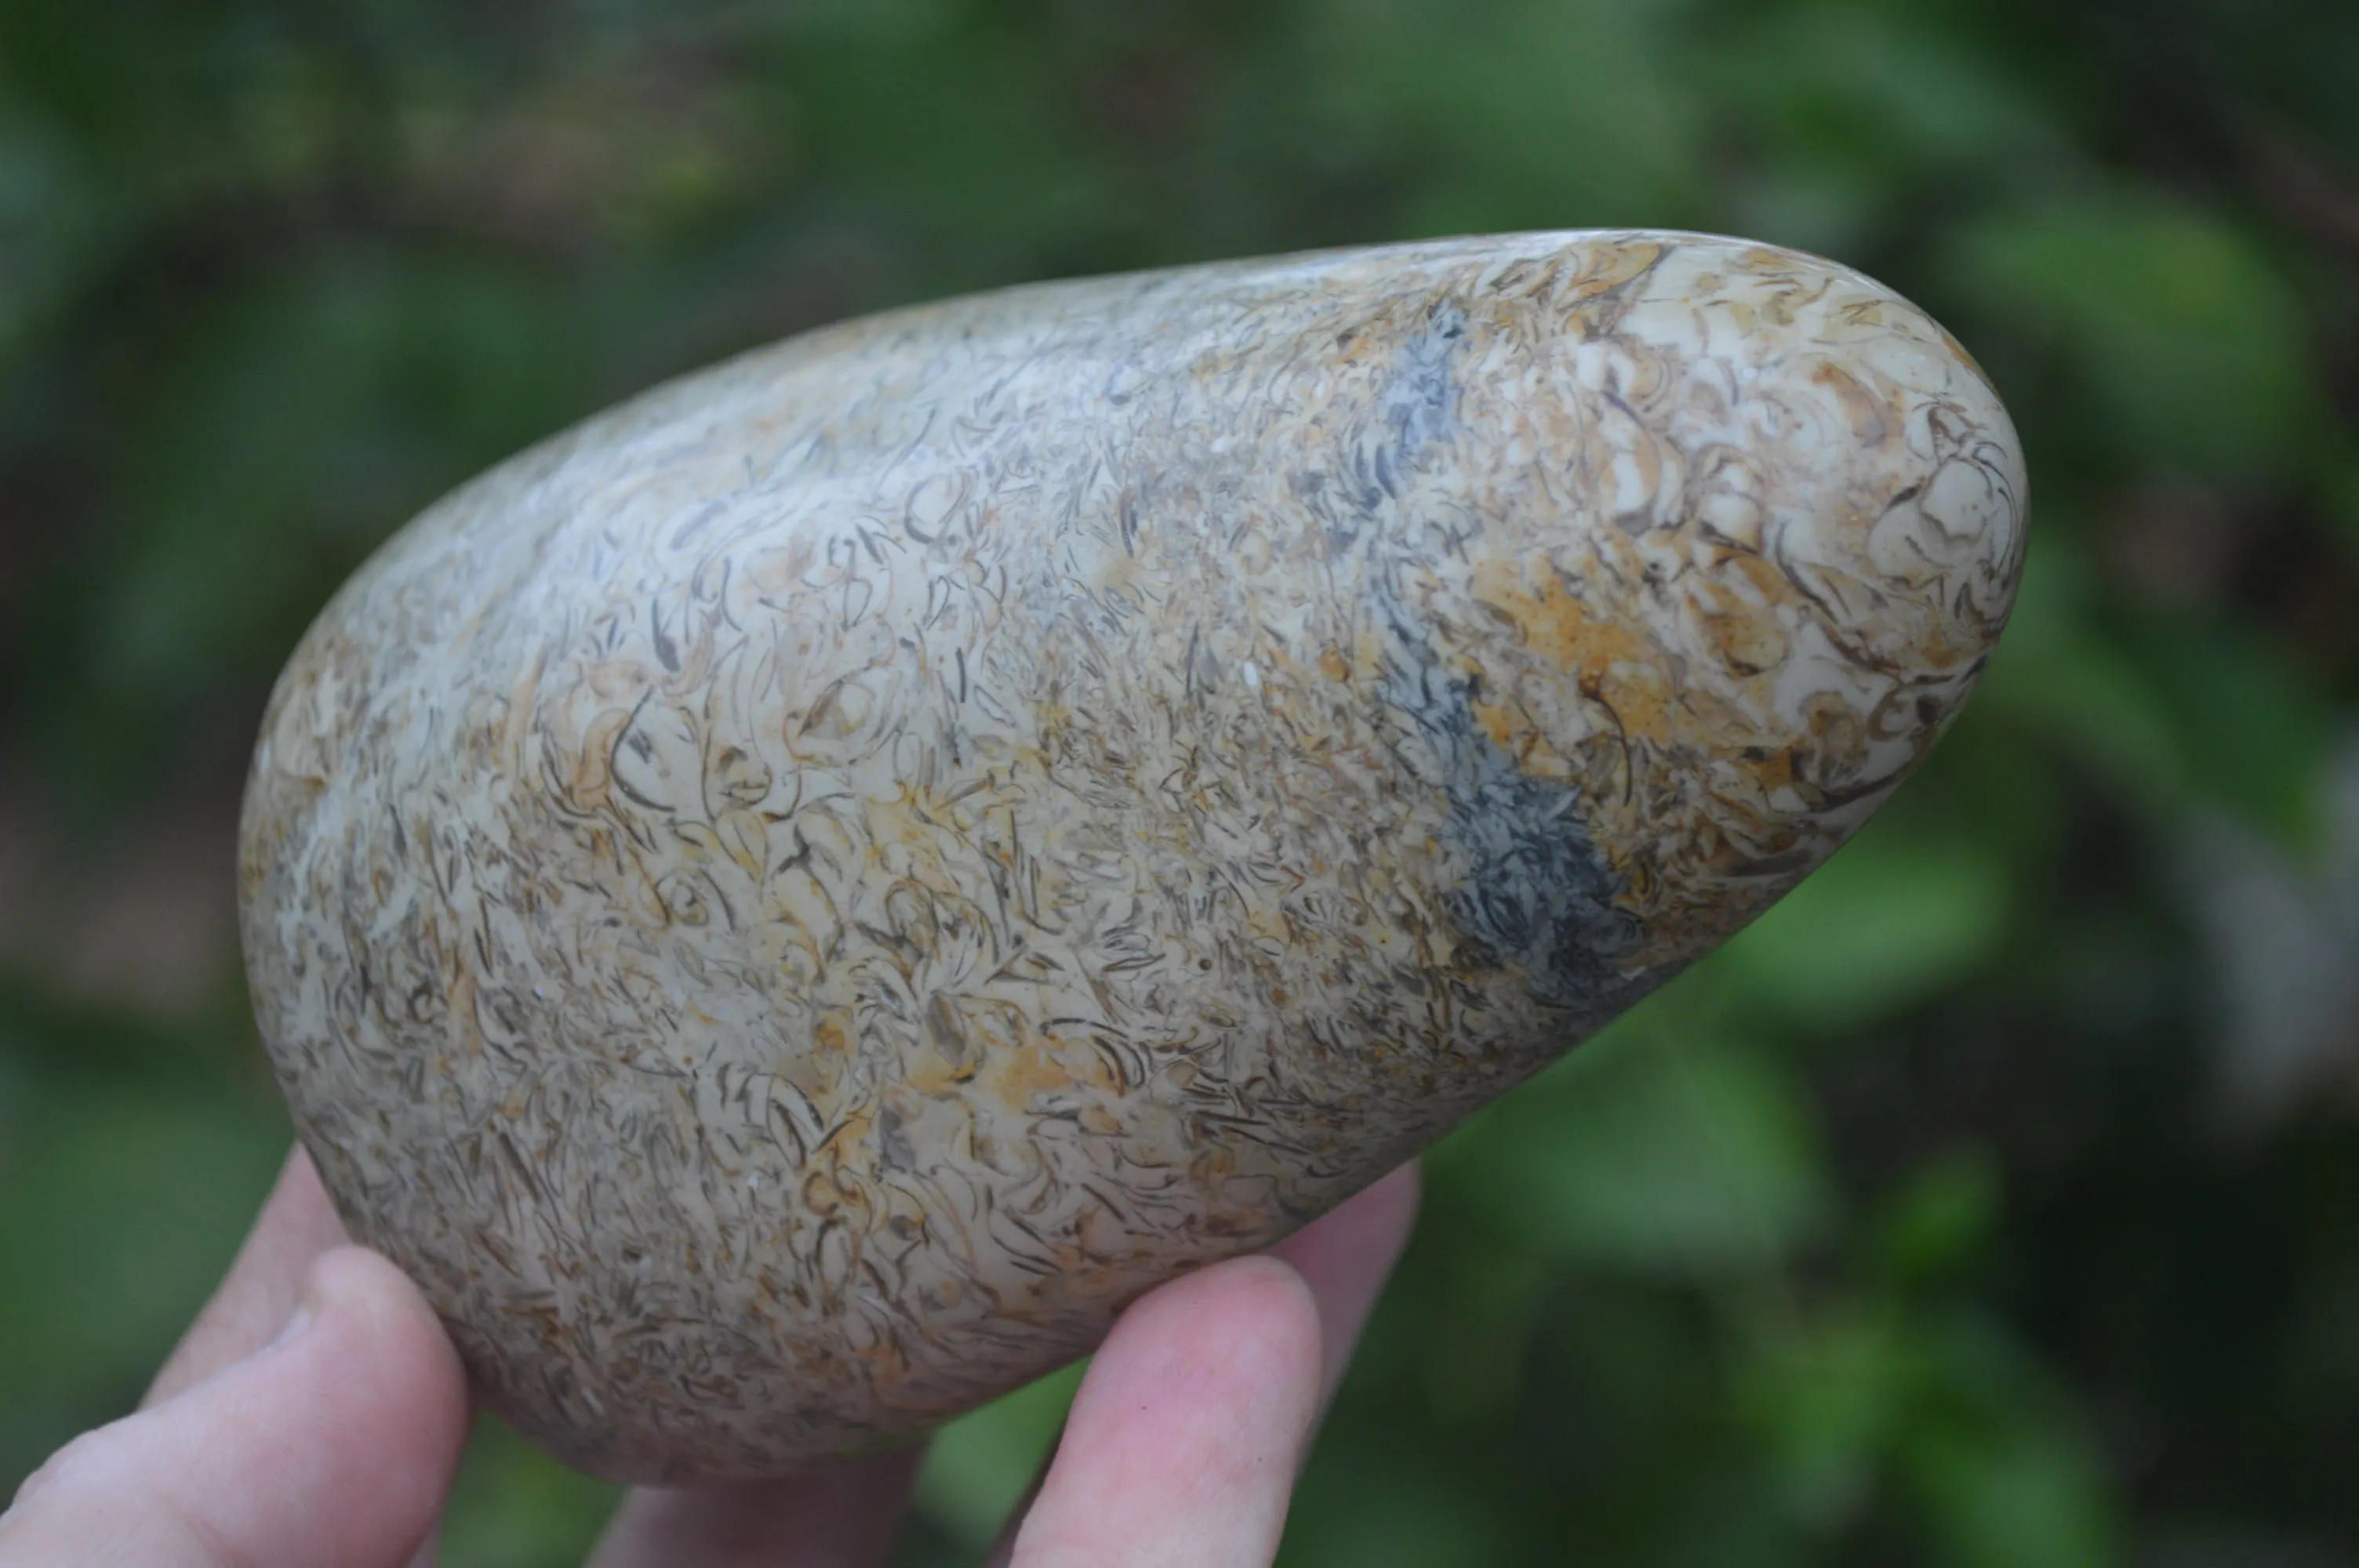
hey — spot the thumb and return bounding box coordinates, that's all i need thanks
[0,1246,471,1567]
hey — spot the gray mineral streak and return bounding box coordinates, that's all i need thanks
[238,230,2027,1482]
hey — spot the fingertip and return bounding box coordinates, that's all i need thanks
[1373,1158,1423,1221]
[297,1244,474,1472]
[1103,1254,1324,1406]
[1271,1162,1421,1283]
[1117,1250,1316,1323]
[278,1143,340,1225]
[302,1247,468,1393]
[1267,1160,1420,1403]
[1012,1256,1325,1568]
[2,1244,470,1568]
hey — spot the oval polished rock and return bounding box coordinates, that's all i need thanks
[240,230,2026,1482]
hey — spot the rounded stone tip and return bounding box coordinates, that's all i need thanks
[1383,232,2029,978]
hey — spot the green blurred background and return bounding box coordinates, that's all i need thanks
[2,0,2357,1562]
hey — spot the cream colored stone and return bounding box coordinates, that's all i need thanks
[240,230,2026,1482]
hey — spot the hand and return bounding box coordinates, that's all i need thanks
[0,1146,1419,1567]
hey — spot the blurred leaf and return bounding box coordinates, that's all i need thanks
[1903,1418,2114,1568]
[1740,1302,2116,1563]
[2321,451,2359,571]
[1993,542,2336,845]
[0,111,123,365]
[1739,1309,1919,1533]
[913,1359,1083,1548]
[1950,191,2323,482]
[1975,535,2190,810]
[1442,1032,1834,1278]
[1420,1243,1548,1424]
[1296,0,1703,234]
[95,256,593,705]
[1699,2,2063,253]
[435,1416,617,1568]
[1903,1312,2117,1568]
[2138,1519,2356,1568]
[1714,821,2012,1033]
[2124,614,2332,850]
[0,1055,283,1479]
[1871,1150,2001,1293]
[1280,1440,1517,1567]
[767,6,1124,285]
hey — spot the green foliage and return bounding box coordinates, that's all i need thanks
[2,0,2357,1563]
[0,1041,285,1483]
[914,1360,1085,1550]
[1953,193,2323,481]
[434,1419,617,1568]
[1717,824,2015,1035]
[1442,1029,1835,1279]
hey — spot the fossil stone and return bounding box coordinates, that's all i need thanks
[239,230,2026,1483]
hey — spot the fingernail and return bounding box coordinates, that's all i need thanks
[255,1260,329,1359]
[149,1285,318,1410]
[266,1302,314,1352]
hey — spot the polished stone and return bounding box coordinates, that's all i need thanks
[240,230,2026,1482]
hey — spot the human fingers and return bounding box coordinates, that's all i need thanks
[594,1162,1422,1568]
[145,1143,353,1406]
[981,1161,1421,1566]
[1005,1254,1325,1568]
[1265,1161,1420,1403]
[585,1447,922,1568]
[0,1246,471,1567]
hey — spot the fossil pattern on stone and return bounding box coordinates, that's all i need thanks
[240,230,2026,1482]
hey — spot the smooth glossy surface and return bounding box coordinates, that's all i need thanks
[240,230,2025,1481]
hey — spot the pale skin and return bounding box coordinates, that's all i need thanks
[0,1148,1419,1568]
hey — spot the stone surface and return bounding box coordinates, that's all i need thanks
[238,230,2026,1482]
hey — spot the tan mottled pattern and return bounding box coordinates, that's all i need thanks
[239,230,2026,1482]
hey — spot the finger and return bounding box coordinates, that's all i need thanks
[586,1447,923,1568]
[1266,1161,1420,1403]
[141,1146,457,1568]
[145,1143,352,1406]
[0,1246,471,1567]
[1008,1254,1324,1568]
[981,1161,1422,1566]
